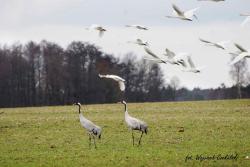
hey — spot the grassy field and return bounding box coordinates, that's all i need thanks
[0,99,250,167]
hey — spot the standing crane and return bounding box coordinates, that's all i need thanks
[121,101,148,146]
[73,102,102,148]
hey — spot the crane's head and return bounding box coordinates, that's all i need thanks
[73,102,82,113]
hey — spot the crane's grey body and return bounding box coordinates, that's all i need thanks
[122,101,147,146]
[74,103,101,148]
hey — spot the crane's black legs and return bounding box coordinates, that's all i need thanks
[132,130,134,146]
[93,136,97,149]
[88,134,97,149]
[138,132,143,145]
[88,134,92,148]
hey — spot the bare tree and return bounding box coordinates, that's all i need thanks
[170,76,180,101]
[229,56,248,99]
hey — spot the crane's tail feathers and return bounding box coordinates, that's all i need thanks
[98,134,101,139]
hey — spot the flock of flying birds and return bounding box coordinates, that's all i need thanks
[74,1,249,148]
[86,2,250,69]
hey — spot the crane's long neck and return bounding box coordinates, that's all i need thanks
[124,103,127,113]
[78,105,81,114]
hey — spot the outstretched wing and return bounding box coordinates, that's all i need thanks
[144,47,167,64]
[187,55,196,68]
[99,30,104,37]
[164,48,175,59]
[99,74,125,91]
[143,57,165,63]
[184,7,199,18]
[230,53,248,65]
[144,47,160,59]
[234,43,247,52]
[99,74,125,82]
[118,81,125,91]
[216,40,230,49]
[199,38,213,44]
[241,16,250,27]
[136,39,143,43]
[172,4,183,15]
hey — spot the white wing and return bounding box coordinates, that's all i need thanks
[99,74,125,91]
[118,81,125,91]
[164,48,175,59]
[144,47,161,59]
[99,31,104,37]
[90,24,101,29]
[172,4,184,16]
[217,41,230,48]
[125,25,148,30]
[234,43,247,52]
[143,57,165,63]
[187,55,196,68]
[184,7,199,19]
[241,16,250,26]
[175,52,189,60]
[199,38,214,44]
[230,53,248,65]
[99,74,125,82]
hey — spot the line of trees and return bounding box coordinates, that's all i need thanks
[0,40,249,108]
[0,40,165,107]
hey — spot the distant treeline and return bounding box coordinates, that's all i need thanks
[0,40,249,108]
[163,85,250,101]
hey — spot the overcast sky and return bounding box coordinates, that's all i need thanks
[0,0,250,89]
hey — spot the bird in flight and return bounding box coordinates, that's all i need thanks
[128,38,149,46]
[229,43,250,65]
[125,25,149,30]
[86,24,107,37]
[163,48,190,66]
[143,47,168,64]
[182,55,205,73]
[240,13,250,27]
[144,47,188,67]
[166,4,199,21]
[199,38,230,50]
[99,74,125,91]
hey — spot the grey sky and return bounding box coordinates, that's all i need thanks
[0,0,249,89]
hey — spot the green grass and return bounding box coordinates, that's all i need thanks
[0,99,250,167]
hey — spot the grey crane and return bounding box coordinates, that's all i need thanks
[73,102,102,148]
[121,101,148,146]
